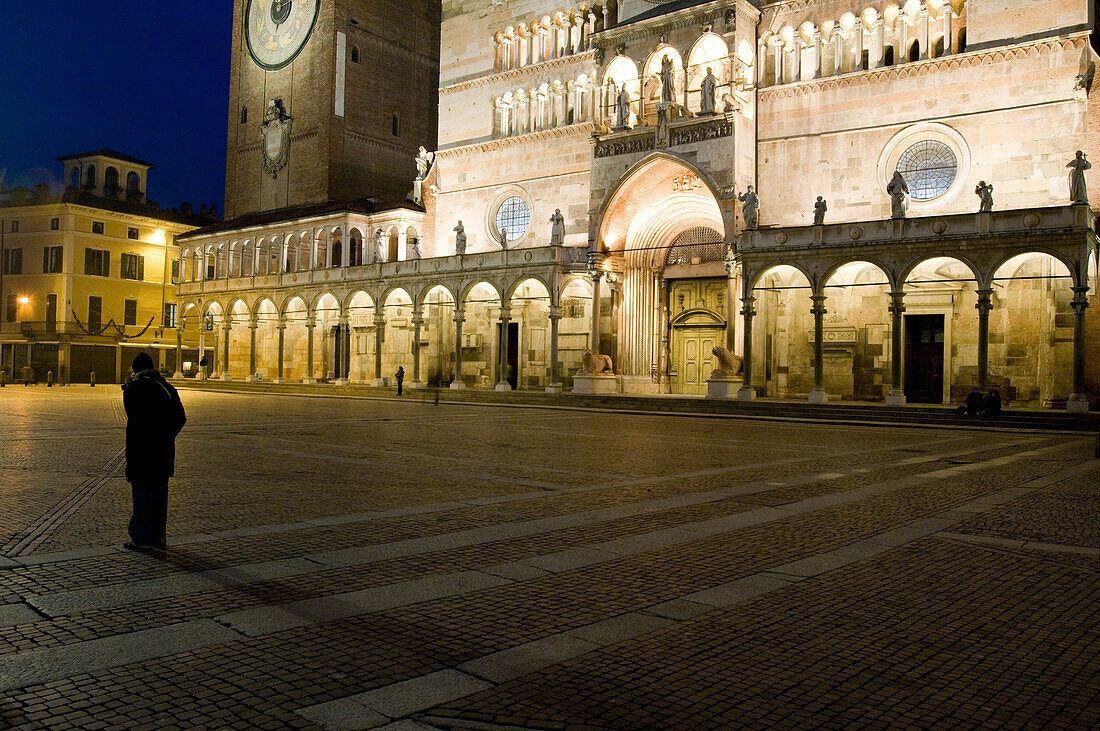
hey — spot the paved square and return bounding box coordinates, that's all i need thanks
[1,386,1097,729]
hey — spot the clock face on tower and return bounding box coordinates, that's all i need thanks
[244,0,321,71]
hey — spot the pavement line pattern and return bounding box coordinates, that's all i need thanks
[295,459,1100,731]
[11,437,1047,619]
[0,441,1080,694]
[1,447,126,558]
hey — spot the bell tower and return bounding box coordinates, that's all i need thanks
[224,0,440,220]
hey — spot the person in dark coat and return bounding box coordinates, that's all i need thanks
[395,366,405,396]
[121,353,186,551]
[965,387,984,417]
[983,388,1002,418]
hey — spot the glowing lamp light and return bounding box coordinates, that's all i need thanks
[18,297,29,305]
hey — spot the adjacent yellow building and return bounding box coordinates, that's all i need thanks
[0,150,215,384]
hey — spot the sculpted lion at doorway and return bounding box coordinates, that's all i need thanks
[711,347,743,377]
[580,350,614,374]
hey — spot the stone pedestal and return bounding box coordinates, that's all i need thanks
[573,374,619,395]
[706,375,742,400]
[494,382,513,392]
[449,380,466,390]
[885,389,906,406]
[245,374,262,383]
[273,377,289,384]
[808,387,828,404]
[545,383,563,394]
[370,378,385,387]
[334,378,349,386]
[220,374,233,382]
[302,378,317,384]
[1066,395,1089,414]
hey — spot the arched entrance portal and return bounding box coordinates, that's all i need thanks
[596,153,734,394]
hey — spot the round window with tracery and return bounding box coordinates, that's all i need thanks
[896,140,958,200]
[494,196,530,243]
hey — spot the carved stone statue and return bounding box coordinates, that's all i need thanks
[374,229,386,263]
[661,54,675,104]
[700,67,718,115]
[616,85,631,129]
[975,181,994,212]
[1067,150,1091,204]
[549,209,565,246]
[408,239,422,260]
[499,225,509,250]
[579,349,614,374]
[414,146,434,180]
[887,171,909,219]
[813,196,827,225]
[738,186,759,229]
[710,347,744,377]
[454,221,467,255]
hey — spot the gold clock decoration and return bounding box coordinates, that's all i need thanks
[245,0,321,71]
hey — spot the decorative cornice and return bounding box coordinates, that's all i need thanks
[440,51,597,95]
[757,35,1089,101]
[436,123,596,160]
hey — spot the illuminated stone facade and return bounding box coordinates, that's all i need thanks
[180,0,1099,409]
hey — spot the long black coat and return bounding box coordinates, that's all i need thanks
[122,371,186,482]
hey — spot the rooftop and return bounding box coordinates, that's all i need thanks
[55,149,156,168]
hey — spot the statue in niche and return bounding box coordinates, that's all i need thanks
[616,85,631,129]
[700,67,718,115]
[710,347,744,377]
[661,54,675,104]
[813,196,828,225]
[454,221,467,255]
[549,209,565,246]
[975,181,994,212]
[374,229,386,263]
[887,171,909,219]
[579,349,614,374]
[499,225,509,250]
[1067,150,1091,203]
[408,239,422,260]
[738,186,759,229]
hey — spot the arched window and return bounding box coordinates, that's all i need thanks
[957,28,967,53]
[331,231,343,267]
[351,45,360,64]
[84,165,97,189]
[349,230,363,266]
[240,107,248,124]
[908,40,920,62]
[387,228,399,262]
[69,167,80,188]
[884,45,895,66]
[104,167,120,197]
[392,113,399,137]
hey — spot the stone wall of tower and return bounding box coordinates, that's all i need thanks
[224,0,439,221]
[966,0,1092,49]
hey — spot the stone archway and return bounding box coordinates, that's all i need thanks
[595,152,733,393]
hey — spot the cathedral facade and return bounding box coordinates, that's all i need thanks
[178,0,1099,410]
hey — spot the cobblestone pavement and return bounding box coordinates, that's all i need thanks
[0,385,1097,729]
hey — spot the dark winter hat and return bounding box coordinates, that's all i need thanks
[132,353,155,372]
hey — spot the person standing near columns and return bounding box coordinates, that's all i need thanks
[395,365,404,396]
[121,353,186,551]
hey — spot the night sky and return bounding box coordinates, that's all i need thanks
[0,1,233,211]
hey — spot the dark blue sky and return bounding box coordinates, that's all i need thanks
[0,1,233,211]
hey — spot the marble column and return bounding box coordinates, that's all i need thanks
[547,305,562,394]
[451,311,466,389]
[247,320,258,382]
[874,19,886,68]
[832,27,843,75]
[658,275,670,392]
[275,319,286,383]
[975,289,993,393]
[372,308,385,387]
[496,300,512,391]
[771,37,784,85]
[197,327,206,380]
[943,6,953,54]
[813,30,823,78]
[757,38,767,85]
[809,292,828,403]
[335,315,350,385]
[725,261,739,353]
[410,311,425,388]
[174,329,183,379]
[590,271,604,353]
[304,316,316,383]
[898,18,908,63]
[791,38,802,81]
[919,7,930,60]
[220,324,232,381]
[1067,287,1090,413]
[854,23,864,69]
[886,289,906,405]
[738,274,756,400]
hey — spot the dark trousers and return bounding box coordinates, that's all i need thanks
[129,479,169,546]
[397,380,403,395]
